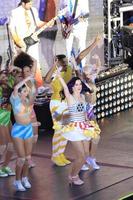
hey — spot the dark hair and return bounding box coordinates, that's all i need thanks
[18,84,26,93]
[18,0,31,6]
[67,77,91,94]
[55,54,66,61]
[61,77,91,100]
[14,52,33,70]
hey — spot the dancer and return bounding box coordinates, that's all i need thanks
[13,52,39,168]
[45,54,72,166]
[0,70,15,177]
[21,56,39,168]
[56,72,100,185]
[10,75,34,191]
[82,54,102,170]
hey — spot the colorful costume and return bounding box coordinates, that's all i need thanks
[10,94,33,140]
[0,86,12,126]
[11,123,33,140]
[50,65,72,162]
[54,100,100,141]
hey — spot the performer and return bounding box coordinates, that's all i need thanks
[80,54,102,171]
[9,0,50,88]
[59,0,89,67]
[45,54,72,166]
[13,52,39,168]
[39,0,59,69]
[56,72,100,185]
[21,54,39,168]
[0,70,15,177]
[10,76,34,191]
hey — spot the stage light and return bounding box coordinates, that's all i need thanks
[120,78,124,83]
[97,93,100,98]
[109,102,113,108]
[121,91,124,97]
[124,83,128,89]
[116,86,120,91]
[121,98,124,103]
[117,93,120,98]
[105,83,108,89]
[129,96,132,100]
[113,108,116,113]
[109,89,112,94]
[113,81,116,86]
[101,85,104,90]
[129,89,132,94]
[129,102,132,107]
[105,90,108,95]
[128,82,131,87]
[128,75,131,81]
[117,99,120,105]
[95,69,133,119]
[117,106,121,111]
[109,82,112,87]
[113,94,116,99]
[113,88,116,93]
[101,99,104,104]
[101,92,104,97]
[113,101,116,106]
[117,79,120,85]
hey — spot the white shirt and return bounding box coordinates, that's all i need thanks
[9,5,40,39]
[60,0,89,19]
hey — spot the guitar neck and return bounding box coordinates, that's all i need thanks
[70,13,89,25]
[35,16,58,36]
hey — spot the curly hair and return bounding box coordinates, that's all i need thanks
[14,52,33,69]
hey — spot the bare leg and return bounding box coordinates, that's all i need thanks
[0,124,14,168]
[12,138,25,180]
[22,138,33,178]
[86,137,100,170]
[69,141,86,176]
[82,140,90,158]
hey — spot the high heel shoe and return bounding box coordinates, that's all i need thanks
[68,175,84,186]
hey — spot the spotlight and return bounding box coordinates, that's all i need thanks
[95,69,133,119]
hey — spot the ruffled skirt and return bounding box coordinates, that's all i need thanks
[53,121,101,141]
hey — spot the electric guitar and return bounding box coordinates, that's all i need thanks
[61,13,89,39]
[16,8,67,52]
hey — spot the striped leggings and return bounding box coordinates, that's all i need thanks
[50,100,68,158]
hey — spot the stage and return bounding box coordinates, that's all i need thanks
[0,108,133,200]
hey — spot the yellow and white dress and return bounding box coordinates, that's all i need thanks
[54,101,100,141]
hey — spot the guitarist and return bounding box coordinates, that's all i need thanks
[59,0,89,67]
[9,0,52,88]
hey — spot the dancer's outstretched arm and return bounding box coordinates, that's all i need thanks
[76,35,101,65]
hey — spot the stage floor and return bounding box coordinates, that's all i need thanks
[0,108,133,200]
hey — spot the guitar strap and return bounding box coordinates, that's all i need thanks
[30,8,37,28]
[72,0,79,19]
